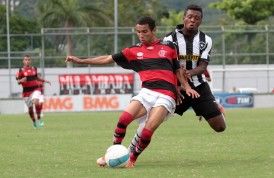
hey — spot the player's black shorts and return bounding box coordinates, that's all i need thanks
[175,82,221,120]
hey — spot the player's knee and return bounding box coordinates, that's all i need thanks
[213,124,226,132]
[208,116,226,132]
[32,99,39,105]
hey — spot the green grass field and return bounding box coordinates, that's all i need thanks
[1,108,274,178]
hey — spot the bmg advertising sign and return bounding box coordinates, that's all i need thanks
[214,93,254,108]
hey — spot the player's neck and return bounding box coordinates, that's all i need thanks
[182,28,198,38]
[143,37,159,46]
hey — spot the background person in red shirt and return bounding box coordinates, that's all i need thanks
[16,55,50,128]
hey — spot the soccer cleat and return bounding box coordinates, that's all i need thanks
[96,156,107,167]
[39,119,44,127]
[33,121,38,128]
[125,160,135,168]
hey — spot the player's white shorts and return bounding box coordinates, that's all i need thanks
[131,88,176,115]
[24,90,44,107]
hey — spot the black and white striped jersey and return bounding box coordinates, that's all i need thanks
[163,24,212,87]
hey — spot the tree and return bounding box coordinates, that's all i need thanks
[0,5,40,51]
[209,0,274,25]
[37,0,112,67]
[160,10,183,26]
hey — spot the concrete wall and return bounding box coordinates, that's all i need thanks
[1,65,274,99]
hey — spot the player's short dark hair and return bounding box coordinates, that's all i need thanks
[136,16,156,31]
[185,4,203,18]
[24,54,31,59]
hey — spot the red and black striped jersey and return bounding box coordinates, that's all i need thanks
[112,39,180,99]
[16,66,42,97]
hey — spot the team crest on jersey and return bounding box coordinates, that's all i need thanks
[199,41,207,51]
[136,52,144,59]
[158,49,167,57]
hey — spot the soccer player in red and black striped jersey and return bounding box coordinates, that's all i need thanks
[66,16,199,168]
[16,55,50,128]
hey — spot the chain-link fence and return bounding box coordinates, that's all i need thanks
[0,25,274,97]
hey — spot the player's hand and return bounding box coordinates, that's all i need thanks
[206,77,211,82]
[45,80,51,85]
[185,87,200,99]
[65,56,80,64]
[20,77,27,83]
[176,87,184,105]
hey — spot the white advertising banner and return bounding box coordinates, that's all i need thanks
[43,94,132,112]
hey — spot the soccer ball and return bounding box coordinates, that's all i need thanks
[104,145,129,168]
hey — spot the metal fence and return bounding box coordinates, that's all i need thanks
[0,25,274,97]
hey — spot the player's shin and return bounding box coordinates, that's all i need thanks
[35,103,43,119]
[113,111,134,144]
[130,128,153,162]
[28,106,35,122]
[128,119,145,152]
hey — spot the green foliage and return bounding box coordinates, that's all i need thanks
[210,0,274,24]
[37,0,112,28]
[0,4,40,53]
[160,10,183,26]
[0,108,274,177]
[98,0,168,27]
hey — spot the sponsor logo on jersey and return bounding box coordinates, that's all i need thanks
[158,49,167,57]
[200,41,207,51]
[179,54,199,61]
[136,52,144,59]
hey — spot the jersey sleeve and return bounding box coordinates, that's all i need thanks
[16,69,22,80]
[201,36,212,62]
[169,42,180,72]
[112,49,132,69]
[34,67,38,77]
[163,35,173,42]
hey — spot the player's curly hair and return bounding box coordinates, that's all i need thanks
[185,4,203,18]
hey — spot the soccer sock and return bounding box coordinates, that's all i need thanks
[113,111,134,144]
[128,125,143,152]
[130,128,153,162]
[35,104,43,119]
[28,107,35,122]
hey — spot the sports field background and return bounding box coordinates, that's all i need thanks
[1,108,273,178]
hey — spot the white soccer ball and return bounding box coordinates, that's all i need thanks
[104,145,129,168]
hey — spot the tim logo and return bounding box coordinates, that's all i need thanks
[225,95,253,107]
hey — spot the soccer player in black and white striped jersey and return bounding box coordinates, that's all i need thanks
[164,4,226,132]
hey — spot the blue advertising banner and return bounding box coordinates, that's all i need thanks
[214,93,254,108]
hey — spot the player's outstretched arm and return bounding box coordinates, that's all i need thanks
[65,55,114,65]
[37,76,51,85]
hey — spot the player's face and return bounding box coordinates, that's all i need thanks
[23,57,31,67]
[135,24,155,45]
[183,9,202,32]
